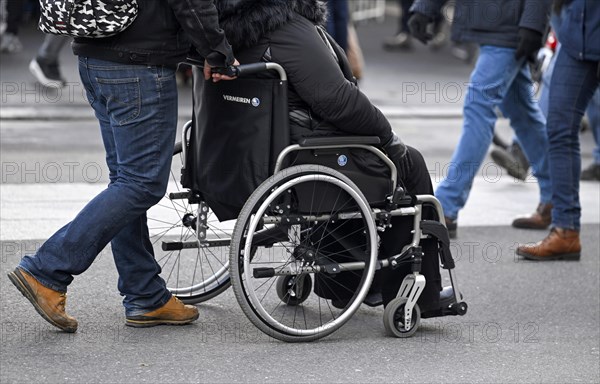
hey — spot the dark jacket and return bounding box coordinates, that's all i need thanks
[557,0,600,61]
[411,0,552,48]
[213,0,394,145]
[72,0,234,67]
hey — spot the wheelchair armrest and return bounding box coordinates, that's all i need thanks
[298,136,381,147]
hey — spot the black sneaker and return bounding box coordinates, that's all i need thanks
[0,33,23,53]
[421,286,463,319]
[581,163,600,181]
[29,57,66,88]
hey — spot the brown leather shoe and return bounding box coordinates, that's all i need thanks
[512,203,552,229]
[516,228,581,261]
[125,296,199,328]
[7,268,78,332]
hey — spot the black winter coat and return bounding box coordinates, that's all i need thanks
[213,0,394,145]
[72,0,234,67]
[411,0,552,48]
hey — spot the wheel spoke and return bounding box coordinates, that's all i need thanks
[146,142,232,304]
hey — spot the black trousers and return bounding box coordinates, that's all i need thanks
[378,146,442,309]
[313,146,442,309]
[6,0,23,35]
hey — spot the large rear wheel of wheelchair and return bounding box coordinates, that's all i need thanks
[147,141,233,304]
[230,165,378,342]
[383,297,421,338]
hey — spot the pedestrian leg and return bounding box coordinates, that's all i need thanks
[435,46,523,220]
[547,50,600,230]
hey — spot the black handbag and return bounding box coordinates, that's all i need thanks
[38,0,138,38]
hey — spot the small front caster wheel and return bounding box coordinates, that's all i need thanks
[275,274,312,306]
[451,301,468,316]
[383,297,421,338]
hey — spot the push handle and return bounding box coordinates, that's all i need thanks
[212,63,268,78]
[184,58,286,80]
[212,62,287,81]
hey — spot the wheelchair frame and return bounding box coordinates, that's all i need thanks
[150,62,467,342]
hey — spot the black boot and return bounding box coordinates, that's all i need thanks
[421,286,462,318]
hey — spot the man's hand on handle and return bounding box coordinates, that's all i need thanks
[204,59,240,82]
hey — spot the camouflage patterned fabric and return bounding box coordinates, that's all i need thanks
[39,0,138,38]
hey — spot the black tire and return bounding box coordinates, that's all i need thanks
[275,274,312,306]
[229,165,378,342]
[146,140,232,304]
[383,297,421,338]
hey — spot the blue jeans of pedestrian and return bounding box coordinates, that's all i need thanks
[546,50,600,231]
[326,0,349,51]
[19,58,178,316]
[436,45,551,220]
[538,44,600,165]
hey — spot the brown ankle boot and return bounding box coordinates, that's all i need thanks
[516,228,581,261]
[512,203,552,229]
[125,296,199,328]
[7,268,78,332]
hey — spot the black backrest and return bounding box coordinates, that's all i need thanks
[190,70,289,221]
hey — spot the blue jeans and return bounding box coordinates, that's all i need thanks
[19,58,178,316]
[326,0,349,51]
[436,45,551,220]
[546,50,600,230]
[538,44,600,165]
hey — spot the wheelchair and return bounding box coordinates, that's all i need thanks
[147,62,468,342]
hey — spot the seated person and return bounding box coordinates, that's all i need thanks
[208,0,455,314]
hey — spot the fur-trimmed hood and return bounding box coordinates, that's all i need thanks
[214,0,328,49]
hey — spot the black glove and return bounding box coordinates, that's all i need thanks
[205,51,229,67]
[383,133,413,181]
[515,28,543,63]
[408,12,433,44]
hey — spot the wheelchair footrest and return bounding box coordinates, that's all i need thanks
[421,301,468,319]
